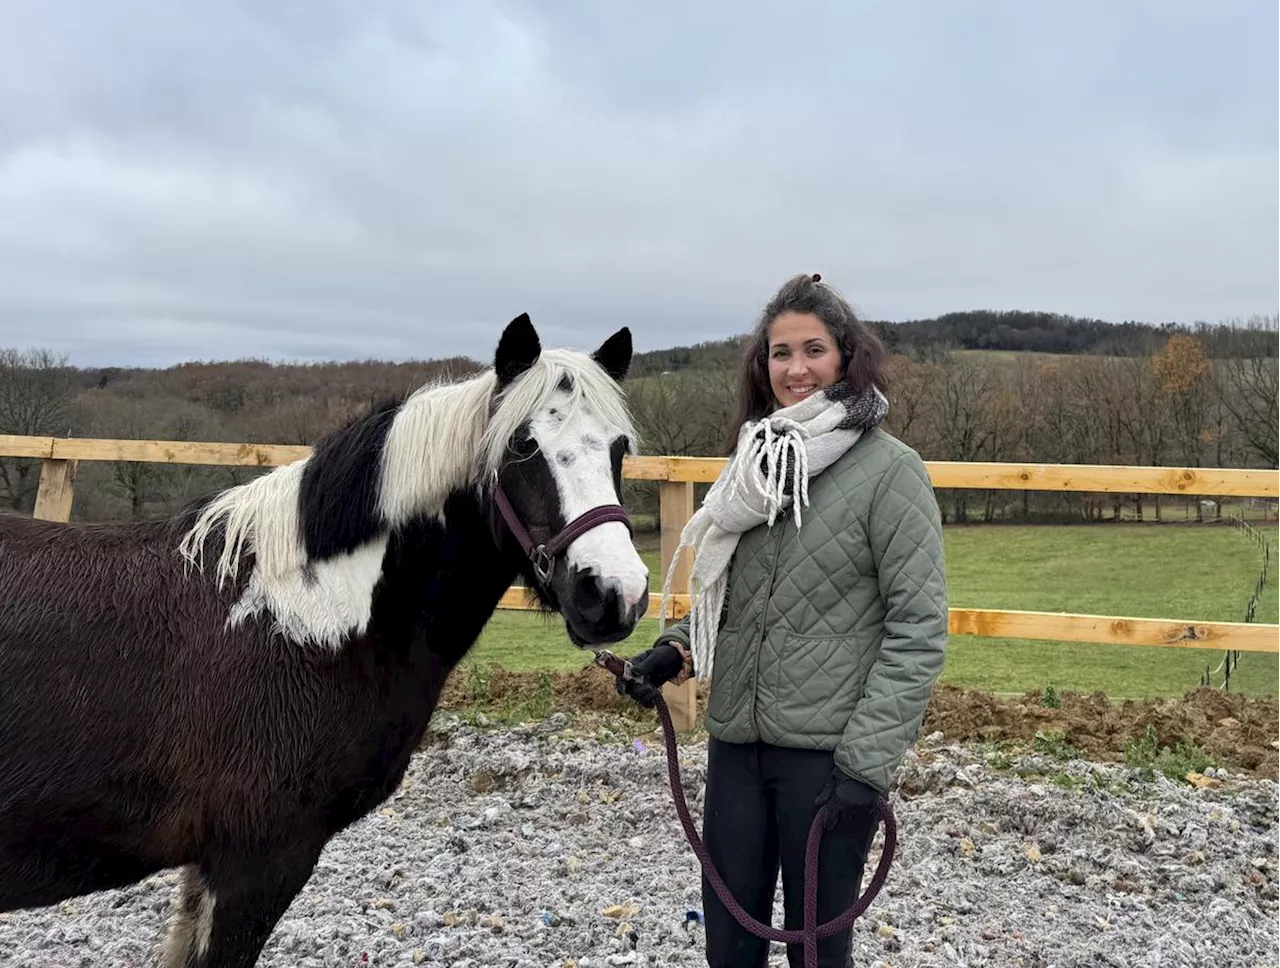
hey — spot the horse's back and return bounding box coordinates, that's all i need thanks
[0,513,189,802]
[1,514,181,688]
[0,511,185,627]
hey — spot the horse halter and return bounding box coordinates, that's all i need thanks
[489,485,634,589]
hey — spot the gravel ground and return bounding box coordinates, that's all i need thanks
[2,715,1276,968]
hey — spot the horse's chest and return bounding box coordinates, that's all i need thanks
[319,731,420,830]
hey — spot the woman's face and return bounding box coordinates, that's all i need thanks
[766,312,843,408]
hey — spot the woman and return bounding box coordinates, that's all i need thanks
[616,273,948,968]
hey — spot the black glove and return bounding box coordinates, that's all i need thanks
[814,767,880,832]
[614,642,687,708]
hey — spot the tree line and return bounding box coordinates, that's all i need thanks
[629,309,1279,376]
[627,322,1277,525]
[1,313,1275,525]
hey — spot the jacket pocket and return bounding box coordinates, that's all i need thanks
[767,632,866,740]
[705,622,747,726]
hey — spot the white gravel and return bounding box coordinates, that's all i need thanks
[2,715,1276,968]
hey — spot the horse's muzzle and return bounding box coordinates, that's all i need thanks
[564,567,648,646]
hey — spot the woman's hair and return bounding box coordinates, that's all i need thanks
[723,272,889,454]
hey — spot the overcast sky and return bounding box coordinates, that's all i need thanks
[1,0,1275,368]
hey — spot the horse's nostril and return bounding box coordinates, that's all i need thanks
[568,569,646,638]
[572,571,613,624]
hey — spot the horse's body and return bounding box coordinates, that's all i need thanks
[0,316,647,967]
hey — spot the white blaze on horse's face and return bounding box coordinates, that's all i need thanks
[526,396,650,629]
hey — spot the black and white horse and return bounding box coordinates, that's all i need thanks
[0,314,648,967]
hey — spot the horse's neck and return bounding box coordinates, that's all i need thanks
[369,489,518,673]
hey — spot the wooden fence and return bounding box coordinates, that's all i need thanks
[5,433,1279,730]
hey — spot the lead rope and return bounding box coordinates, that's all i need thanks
[595,652,897,968]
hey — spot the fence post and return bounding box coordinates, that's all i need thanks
[659,479,697,731]
[32,458,77,522]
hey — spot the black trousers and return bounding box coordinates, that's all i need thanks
[701,737,876,968]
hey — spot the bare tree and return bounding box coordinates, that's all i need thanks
[883,354,938,446]
[621,367,737,526]
[928,355,1000,522]
[0,347,79,510]
[627,369,736,457]
[1057,357,1136,519]
[1104,355,1170,520]
[1218,358,1280,471]
[1213,315,1278,468]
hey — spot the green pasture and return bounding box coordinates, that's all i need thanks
[468,523,1279,699]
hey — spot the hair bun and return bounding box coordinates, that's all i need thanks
[811,273,822,283]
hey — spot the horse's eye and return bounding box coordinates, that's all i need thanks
[510,436,538,458]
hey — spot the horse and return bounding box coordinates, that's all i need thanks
[0,313,650,967]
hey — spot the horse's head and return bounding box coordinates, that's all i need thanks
[484,314,649,647]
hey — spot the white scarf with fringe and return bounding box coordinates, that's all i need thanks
[658,383,888,682]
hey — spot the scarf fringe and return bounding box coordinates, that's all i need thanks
[658,384,887,683]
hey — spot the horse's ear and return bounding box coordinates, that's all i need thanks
[495,313,541,391]
[592,326,632,383]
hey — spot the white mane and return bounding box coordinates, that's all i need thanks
[175,348,636,649]
[378,348,637,525]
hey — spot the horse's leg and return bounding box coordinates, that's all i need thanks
[158,866,215,968]
[164,847,321,968]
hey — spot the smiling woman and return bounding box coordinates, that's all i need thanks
[608,272,947,968]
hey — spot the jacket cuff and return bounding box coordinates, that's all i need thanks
[833,750,890,797]
[837,771,881,804]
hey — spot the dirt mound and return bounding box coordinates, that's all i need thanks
[438,666,1279,779]
[439,664,639,716]
[922,684,1279,776]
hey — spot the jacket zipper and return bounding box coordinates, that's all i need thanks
[749,519,790,734]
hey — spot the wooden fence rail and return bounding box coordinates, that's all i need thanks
[4,434,1278,730]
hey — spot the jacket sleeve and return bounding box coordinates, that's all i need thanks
[655,615,691,650]
[833,450,948,794]
[649,560,731,676]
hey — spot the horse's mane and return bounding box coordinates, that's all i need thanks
[176,349,637,591]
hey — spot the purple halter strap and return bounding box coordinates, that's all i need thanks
[489,486,633,586]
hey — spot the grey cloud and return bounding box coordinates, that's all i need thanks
[0,0,1275,367]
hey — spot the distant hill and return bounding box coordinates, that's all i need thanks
[883,310,1148,355]
[629,336,748,376]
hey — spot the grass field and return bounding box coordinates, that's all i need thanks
[466,522,1279,699]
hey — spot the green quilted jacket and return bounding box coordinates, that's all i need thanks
[659,427,948,794]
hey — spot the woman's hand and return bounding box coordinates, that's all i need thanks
[814,767,880,831]
[613,642,689,707]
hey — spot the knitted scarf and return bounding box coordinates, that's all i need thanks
[658,381,889,682]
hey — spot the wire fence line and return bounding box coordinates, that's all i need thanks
[1202,514,1273,691]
